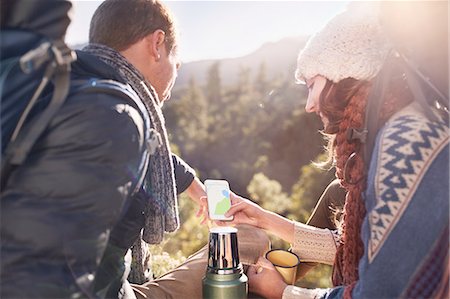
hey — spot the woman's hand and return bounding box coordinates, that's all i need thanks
[216,192,267,228]
[248,256,287,299]
[218,192,296,244]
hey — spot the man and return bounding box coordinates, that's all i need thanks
[1,0,198,297]
[1,0,268,298]
[85,2,270,298]
[82,0,202,290]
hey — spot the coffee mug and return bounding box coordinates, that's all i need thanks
[265,249,301,285]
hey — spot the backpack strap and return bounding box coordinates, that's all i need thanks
[348,51,450,172]
[62,79,153,298]
[399,52,449,121]
[1,40,75,190]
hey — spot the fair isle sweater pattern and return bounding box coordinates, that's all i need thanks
[369,115,449,263]
[401,226,449,298]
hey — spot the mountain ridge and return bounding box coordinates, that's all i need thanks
[71,35,309,88]
[175,35,308,88]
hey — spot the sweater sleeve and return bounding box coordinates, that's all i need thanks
[283,286,328,299]
[172,154,196,194]
[291,221,340,265]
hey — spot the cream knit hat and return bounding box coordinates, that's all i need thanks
[296,2,391,83]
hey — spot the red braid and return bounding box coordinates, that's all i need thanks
[333,82,369,289]
[319,72,413,298]
[316,78,369,290]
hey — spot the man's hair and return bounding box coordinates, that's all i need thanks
[89,0,177,52]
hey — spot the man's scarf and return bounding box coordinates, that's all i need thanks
[84,44,179,283]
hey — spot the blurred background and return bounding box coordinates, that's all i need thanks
[67,0,350,288]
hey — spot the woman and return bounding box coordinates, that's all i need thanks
[222,3,449,299]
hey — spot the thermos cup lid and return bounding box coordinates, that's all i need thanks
[210,227,238,234]
[207,226,241,274]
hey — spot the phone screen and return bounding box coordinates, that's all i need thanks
[205,179,233,221]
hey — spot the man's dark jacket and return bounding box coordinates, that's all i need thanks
[1,41,150,299]
[2,32,195,299]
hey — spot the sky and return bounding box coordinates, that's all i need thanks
[66,1,348,63]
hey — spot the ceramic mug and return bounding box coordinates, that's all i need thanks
[265,249,301,285]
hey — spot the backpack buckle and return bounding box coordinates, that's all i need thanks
[20,42,52,73]
[19,40,77,74]
[346,128,368,143]
[51,40,76,68]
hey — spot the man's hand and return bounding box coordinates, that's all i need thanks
[185,177,210,224]
[196,196,209,224]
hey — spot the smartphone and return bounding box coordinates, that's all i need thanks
[205,179,233,221]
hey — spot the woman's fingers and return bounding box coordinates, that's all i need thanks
[229,192,243,205]
[224,201,247,217]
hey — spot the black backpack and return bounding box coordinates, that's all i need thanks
[0,2,154,297]
[0,29,76,188]
[0,29,151,194]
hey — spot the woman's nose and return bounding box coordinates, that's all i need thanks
[305,93,316,113]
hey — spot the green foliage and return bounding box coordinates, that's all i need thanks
[247,173,291,214]
[254,61,269,95]
[206,62,222,104]
[296,264,333,288]
[160,193,209,256]
[289,152,335,222]
[165,78,208,158]
[150,244,186,279]
[148,193,209,278]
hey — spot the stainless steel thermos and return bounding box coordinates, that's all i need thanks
[202,227,248,299]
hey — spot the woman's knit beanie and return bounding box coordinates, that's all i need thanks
[296,2,391,83]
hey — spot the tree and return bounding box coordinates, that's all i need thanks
[254,61,269,96]
[164,77,209,162]
[205,61,222,104]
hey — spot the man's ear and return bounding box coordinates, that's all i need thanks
[146,29,166,61]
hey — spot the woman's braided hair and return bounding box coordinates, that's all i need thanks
[319,63,413,298]
[318,79,369,291]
